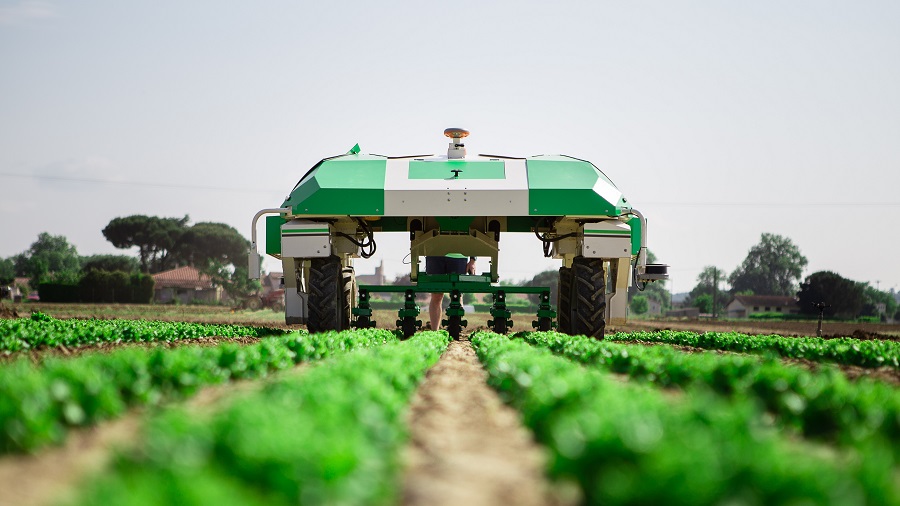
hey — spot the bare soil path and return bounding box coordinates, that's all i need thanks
[0,415,140,506]
[402,338,567,506]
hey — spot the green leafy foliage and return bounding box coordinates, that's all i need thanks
[523,331,900,451]
[14,232,82,289]
[80,254,141,274]
[0,313,284,353]
[0,257,15,285]
[692,293,713,313]
[0,327,400,454]
[688,265,726,302]
[729,233,808,297]
[798,271,866,318]
[102,215,190,273]
[607,329,900,369]
[75,331,449,506]
[628,294,648,314]
[472,331,899,505]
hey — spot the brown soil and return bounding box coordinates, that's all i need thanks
[0,415,141,506]
[622,319,900,341]
[1,335,264,365]
[0,305,19,318]
[402,338,572,506]
[629,340,900,386]
[781,357,900,386]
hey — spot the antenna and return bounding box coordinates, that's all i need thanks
[444,128,469,159]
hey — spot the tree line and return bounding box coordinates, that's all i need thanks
[686,233,898,320]
[0,215,257,303]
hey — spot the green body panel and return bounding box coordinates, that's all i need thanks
[265,215,284,255]
[627,216,642,255]
[408,160,505,180]
[506,216,538,233]
[282,155,385,215]
[282,228,329,235]
[526,156,625,216]
[435,216,474,232]
[278,151,632,228]
[371,217,407,232]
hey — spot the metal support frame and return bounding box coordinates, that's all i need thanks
[533,290,557,331]
[351,288,374,328]
[487,290,513,331]
[441,290,467,329]
[356,272,555,336]
[409,230,499,282]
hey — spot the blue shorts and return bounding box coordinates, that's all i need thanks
[425,256,467,275]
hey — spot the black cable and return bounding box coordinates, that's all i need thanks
[334,218,377,258]
[532,217,578,258]
[632,253,647,291]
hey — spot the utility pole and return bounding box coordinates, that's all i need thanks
[813,301,830,337]
[712,267,718,319]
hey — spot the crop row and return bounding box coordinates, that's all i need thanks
[473,331,899,506]
[75,331,449,506]
[524,331,900,453]
[607,329,900,368]
[0,312,287,353]
[0,327,398,453]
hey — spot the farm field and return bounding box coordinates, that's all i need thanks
[1,305,899,505]
[628,317,900,340]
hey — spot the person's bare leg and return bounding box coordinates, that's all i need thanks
[429,293,444,330]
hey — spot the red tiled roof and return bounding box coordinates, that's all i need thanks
[151,266,214,289]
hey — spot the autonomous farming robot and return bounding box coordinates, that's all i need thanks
[249,128,668,339]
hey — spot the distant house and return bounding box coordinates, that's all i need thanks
[647,297,662,315]
[725,295,799,318]
[260,272,283,295]
[152,266,222,304]
[1,278,30,302]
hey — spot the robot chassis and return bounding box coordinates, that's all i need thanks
[250,129,668,339]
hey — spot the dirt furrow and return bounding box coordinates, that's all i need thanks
[0,416,139,506]
[402,338,565,506]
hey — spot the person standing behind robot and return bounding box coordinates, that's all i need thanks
[427,255,476,331]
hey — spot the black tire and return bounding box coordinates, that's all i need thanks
[401,317,417,339]
[571,257,606,339]
[447,315,462,340]
[308,256,352,333]
[491,318,507,335]
[245,297,262,311]
[557,266,573,334]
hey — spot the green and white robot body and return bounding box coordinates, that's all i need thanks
[250,128,668,338]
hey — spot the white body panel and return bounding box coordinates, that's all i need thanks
[580,221,632,258]
[281,220,331,258]
[383,158,529,216]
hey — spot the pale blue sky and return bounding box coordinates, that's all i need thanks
[2,1,899,294]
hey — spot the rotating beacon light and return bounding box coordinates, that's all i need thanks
[444,127,469,159]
